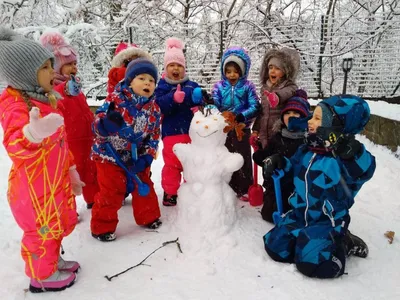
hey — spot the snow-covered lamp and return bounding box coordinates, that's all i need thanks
[342,52,353,94]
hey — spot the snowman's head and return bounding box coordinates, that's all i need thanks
[189,105,230,147]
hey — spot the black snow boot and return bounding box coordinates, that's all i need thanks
[163,192,177,206]
[92,232,117,242]
[146,219,162,230]
[343,230,369,258]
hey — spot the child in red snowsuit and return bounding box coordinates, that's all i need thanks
[91,58,162,242]
[40,31,98,208]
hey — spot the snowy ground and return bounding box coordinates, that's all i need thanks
[0,134,399,300]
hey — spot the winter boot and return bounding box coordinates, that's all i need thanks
[343,230,369,258]
[146,219,162,230]
[58,256,80,273]
[92,232,117,242]
[29,270,76,293]
[163,192,177,206]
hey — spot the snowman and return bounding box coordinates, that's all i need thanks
[172,106,244,249]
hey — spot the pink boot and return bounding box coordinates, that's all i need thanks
[29,270,76,293]
[58,256,80,273]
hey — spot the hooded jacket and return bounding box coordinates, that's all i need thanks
[253,47,300,148]
[211,47,260,127]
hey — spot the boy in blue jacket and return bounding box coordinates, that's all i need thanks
[91,58,162,242]
[262,95,375,278]
[212,47,260,200]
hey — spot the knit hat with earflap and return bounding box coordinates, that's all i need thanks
[281,89,310,119]
[0,27,54,92]
[125,58,158,85]
[317,95,370,134]
[163,37,185,73]
[40,30,77,74]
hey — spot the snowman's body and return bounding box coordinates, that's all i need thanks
[173,107,243,245]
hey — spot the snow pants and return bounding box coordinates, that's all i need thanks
[263,211,350,279]
[161,134,191,195]
[91,161,161,235]
[225,128,253,196]
[9,176,77,280]
[69,138,98,205]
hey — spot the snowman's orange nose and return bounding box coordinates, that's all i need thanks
[204,125,209,129]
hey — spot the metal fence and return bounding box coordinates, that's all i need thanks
[2,12,400,102]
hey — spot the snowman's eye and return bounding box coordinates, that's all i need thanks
[196,121,200,124]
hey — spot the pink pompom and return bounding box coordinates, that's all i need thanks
[165,37,184,51]
[39,31,66,47]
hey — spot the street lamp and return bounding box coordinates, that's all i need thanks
[342,52,354,94]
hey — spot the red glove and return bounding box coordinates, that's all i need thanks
[264,90,279,108]
[173,84,185,103]
[249,134,260,151]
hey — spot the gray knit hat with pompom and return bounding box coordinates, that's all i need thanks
[0,27,54,92]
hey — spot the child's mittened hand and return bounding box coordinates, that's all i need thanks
[173,84,185,103]
[23,107,64,143]
[67,75,82,96]
[69,166,86,196]
[101,102,125,134]
[264,90,279,108]
[192,87,203,104]
[332,134,362,160]
[262,154,285,179]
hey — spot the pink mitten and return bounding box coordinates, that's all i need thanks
[173,84,185,103]
[264,90,279,108]
[69,166,86,196]
[23,107,64,143]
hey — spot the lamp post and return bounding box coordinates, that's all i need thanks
[342,52,354,94]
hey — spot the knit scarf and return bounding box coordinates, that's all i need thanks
[164,75,189,85]
[305,132,333,154]
[24,87,62,107]
[281,128,305,140]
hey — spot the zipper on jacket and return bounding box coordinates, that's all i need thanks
[231,86,234,108]
[304,153,317,227]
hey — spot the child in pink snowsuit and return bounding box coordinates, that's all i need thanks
[0,28,84,293]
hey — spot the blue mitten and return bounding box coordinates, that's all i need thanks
[192,87,203,105]
[287,115,311,132]
[100,102,125,134]
[131,154,153,173]
[66,75,82,96]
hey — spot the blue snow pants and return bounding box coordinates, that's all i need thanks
[263,211,349,279]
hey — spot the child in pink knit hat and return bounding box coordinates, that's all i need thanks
[40,30,99,209]
[155,37,206,206]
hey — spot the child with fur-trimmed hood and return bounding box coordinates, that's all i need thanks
[253,89,310,222]
[107,41,152,95]
[251,47,300,149]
